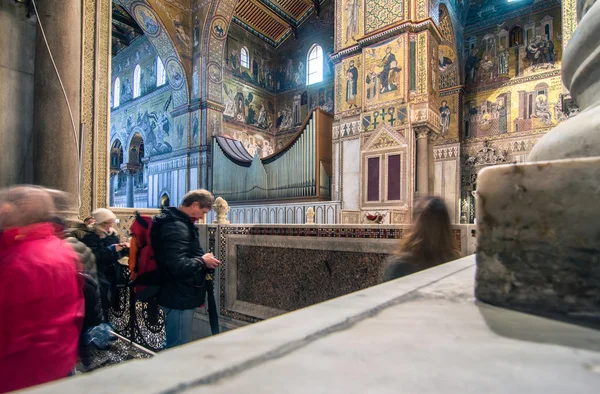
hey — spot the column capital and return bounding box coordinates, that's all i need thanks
[415,126,431,140]
[120,163,140,174]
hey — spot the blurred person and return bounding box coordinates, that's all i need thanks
[0,186,84,392]
[84,216,96,226]
[383,196,461,282]
[152,189,221,349]
[46,190,105,370]
[81,208,128,322]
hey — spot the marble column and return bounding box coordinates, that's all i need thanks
[109,172,118,207]
[415,128,430,197]
[121,164,139,208]
[475,0,600,325]
[32,0,81,220]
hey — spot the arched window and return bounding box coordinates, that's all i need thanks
[133,64,141,98]
[307,44,323,85]
[510,26,523,47]
[240,47,249,69]
[113,77,121,108]
[156,57,166,86]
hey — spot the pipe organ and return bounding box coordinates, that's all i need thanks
[212,109,333,202]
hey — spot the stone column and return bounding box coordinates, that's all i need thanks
[415,128,430,197]
[109,174,116,207]
[121,164,139,208]
[32,0,81,220]
[475,0,600,325]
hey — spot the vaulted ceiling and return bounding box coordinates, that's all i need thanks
[233,0,324,47]
[112,3,143,56]
[464,0,535,25]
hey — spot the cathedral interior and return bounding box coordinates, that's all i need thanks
[3,0,599,391]
[0,0,578,226]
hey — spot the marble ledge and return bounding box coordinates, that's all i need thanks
[24,255,600,394]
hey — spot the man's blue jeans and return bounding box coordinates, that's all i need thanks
[161,307,195,349]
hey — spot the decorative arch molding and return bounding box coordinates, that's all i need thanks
[201,0,238,106]
[115,0,190,108]
[124,126,147,163]
[158,189,172,207]
[438,2,461,88]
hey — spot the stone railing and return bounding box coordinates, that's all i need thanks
[205,200,342,225]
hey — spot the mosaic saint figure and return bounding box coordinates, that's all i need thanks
[257,105,267,128]
[439,48,453,72]
[534,95,552,124]
[366,71,377,99]
[345,60,358,108]
[497,100,507,132]
[379,47,401,93]
[293,94,302,125]
[439,100,451,135]
[498,45,509,75]
[541,34,555,65]
[345,0,360,42]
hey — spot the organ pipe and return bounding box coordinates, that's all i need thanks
[212,108,332,202]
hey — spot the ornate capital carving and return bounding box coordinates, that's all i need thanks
[120,163,140,174]
[415,127,431,140]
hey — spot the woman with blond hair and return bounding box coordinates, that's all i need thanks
[82,208,128,322]
[0,186,84,392]
[383,196,461,282]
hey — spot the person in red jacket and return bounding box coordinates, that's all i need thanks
[0,186,84,393]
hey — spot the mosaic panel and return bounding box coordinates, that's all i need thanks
[463,75,564,139]
[365,0,405,33]
[464,6,562,91]
[363,36,407,108]
[361,105,408,132]
[335,54,362,115]
[339,0,364,49]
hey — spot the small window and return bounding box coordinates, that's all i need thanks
[241,47,249,69]
[113,77,121,108]
[133,64,141,98]
[510,26,523,46]
[156,57,166,86]
[367,157,380,202]
[307,44,323,86]
[387,155,401,201]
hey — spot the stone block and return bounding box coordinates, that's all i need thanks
[475,157,600,326]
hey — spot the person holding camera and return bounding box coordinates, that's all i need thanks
[82,208,128,322]
[152,189,221,349]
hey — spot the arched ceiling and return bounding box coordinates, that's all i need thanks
[112,3,144,56]
[464,0,535,25]
[233,0,326,47]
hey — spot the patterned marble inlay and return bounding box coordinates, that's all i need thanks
[236,245,388,311]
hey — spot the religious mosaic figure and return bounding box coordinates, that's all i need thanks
[534,95,552,125]
[366,71,377,99]
[541,35,555,65]
[525,35,555,71]
[498,101,507,132]
[440,100,451,135]
[379,47,401,93]
[439,48,453,72]
[345,0,360,43]
[293,94,302,125]
[234,93,246,123]
[257,105,268,128]
[498,45,509,75]
[345,60,358,108]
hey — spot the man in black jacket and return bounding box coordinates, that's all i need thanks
[152,189,221,349]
